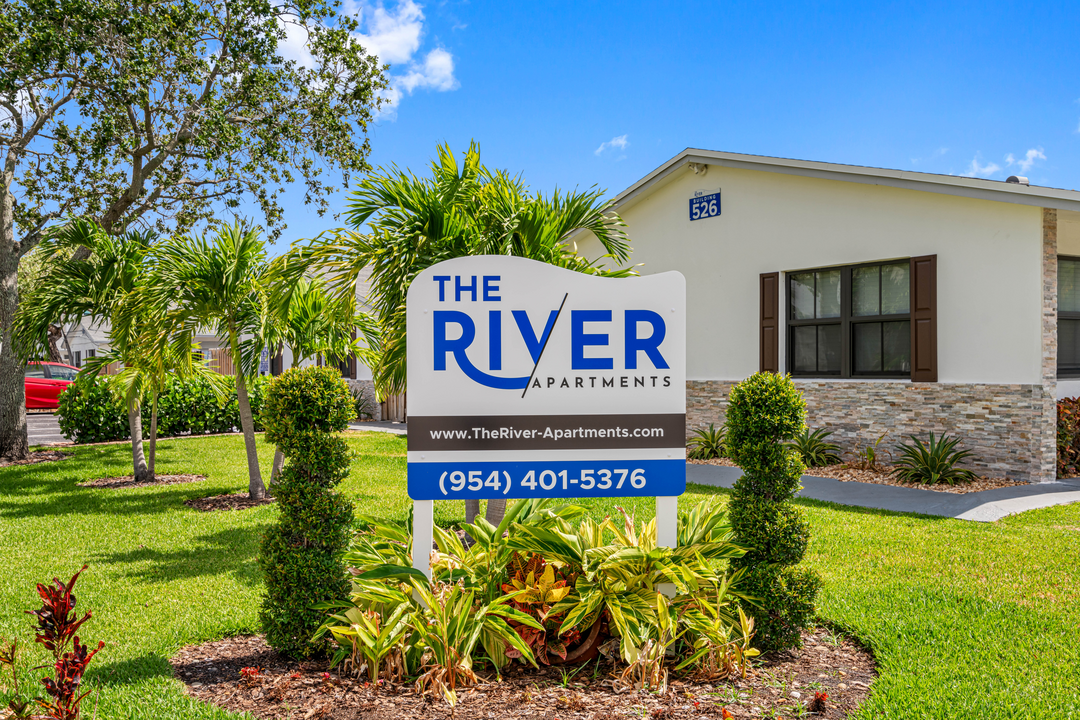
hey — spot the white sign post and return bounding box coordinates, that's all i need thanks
[406,256,686,584]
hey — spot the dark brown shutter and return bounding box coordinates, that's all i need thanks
[910,255,937,382]
[348,329,357,379]
[760,272,780,373]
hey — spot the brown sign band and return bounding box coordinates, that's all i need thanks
[408,414,686,452]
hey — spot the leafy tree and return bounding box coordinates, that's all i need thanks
[0,0,386,459]
[149,222,271,499]
[285,142,634,525]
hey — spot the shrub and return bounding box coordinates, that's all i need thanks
[336,498,757,698]
[259,366,356,658]
[789,428,842,467]
[687,424,726,460]
[57,373,269,443]
[892,432,978,485]
[724,372,820,653]
[55,374,128,443]
[1058,398,1080,477]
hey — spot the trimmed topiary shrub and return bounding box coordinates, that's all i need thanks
[56,373,269,443]
[258,366,356,658]
[724,372,821,654]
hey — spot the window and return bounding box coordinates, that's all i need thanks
[787,260,911,378]
[73,351,81,367]
[1059,257,1080,376]
[48,365,78,381]
[24,364,46,379]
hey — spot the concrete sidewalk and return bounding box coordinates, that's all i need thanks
[347,420,407,436]
[687,464,1080,522]
[27,412,65,445]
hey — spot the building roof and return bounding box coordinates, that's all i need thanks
[605,148,1080,215]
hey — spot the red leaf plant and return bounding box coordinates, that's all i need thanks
[500,553,581,664]
[27,566,92,659]
[0,566,104,720]
[36,637,105,720]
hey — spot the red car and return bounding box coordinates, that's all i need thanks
[25,362,80,410]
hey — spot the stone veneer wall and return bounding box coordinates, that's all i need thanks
[1038,208,1058,481]
[687,380,1050,481]
[344,379,381,422]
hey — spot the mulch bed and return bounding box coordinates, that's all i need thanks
[184,493,276,512]
[689,457,1026,494]
[171,627,874,719]
[78,473,205,489]
[0,449,72,468]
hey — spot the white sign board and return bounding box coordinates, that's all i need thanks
[406,256,686,576]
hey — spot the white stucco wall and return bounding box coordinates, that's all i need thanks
[578,164,1045,385]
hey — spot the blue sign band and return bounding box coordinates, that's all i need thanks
[408,459,686,500]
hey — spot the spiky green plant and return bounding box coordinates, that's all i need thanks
[687,423,726,460]
[789,428,843,467]
[893,432,978,485]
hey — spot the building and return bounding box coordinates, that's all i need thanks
[575,149,1080,483]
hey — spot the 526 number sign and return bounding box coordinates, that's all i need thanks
[689,191,721,221]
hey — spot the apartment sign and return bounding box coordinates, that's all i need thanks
[406,255,687,501]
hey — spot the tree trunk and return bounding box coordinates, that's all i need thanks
[465,499,481,526]
[236,367,266,500]
[0,187,27,461]
[46,325,63,363]
[129,404,152,482]
[148,392,159,475]
[270,447,284,484]
[485,498,506,526]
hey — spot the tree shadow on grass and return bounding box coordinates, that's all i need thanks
[91,526,268,587]
[0,445,259,520]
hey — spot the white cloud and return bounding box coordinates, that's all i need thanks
[277,19,317,69]
[398,48,457,93]
[959,155,1001,178]
[354,0,424,64]
[277,1,458,121]
[350,1,459,120]
[1005,147,1046,174]
[595,134,629,157]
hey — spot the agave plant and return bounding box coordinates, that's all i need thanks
[892,432,978,485]
[789,428,843,467]
[687,424,726,460]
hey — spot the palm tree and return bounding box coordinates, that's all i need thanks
[261,274,379,480]
[289,142,635,524]
[14,220,192,481]
[149,222,270,499]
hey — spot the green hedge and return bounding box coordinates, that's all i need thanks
[56,373,269,443]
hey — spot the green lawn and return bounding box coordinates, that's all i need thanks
[0,432,1077,719]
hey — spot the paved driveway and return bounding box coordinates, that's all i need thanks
[27,412,66,446]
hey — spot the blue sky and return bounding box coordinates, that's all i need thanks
[268,0,1080,249]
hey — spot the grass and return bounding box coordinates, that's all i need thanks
[0,432,1078,718]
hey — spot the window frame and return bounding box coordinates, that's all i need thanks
[1058,255,1080,378]
[786,259,912,379]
